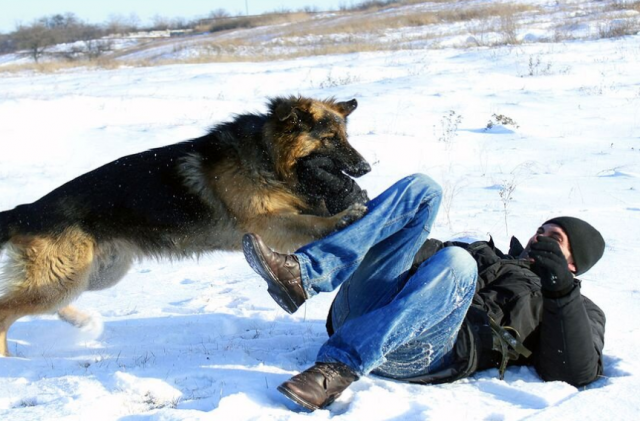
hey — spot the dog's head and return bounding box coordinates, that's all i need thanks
[266,96,371,180]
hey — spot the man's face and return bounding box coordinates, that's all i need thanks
[521,223,577,273]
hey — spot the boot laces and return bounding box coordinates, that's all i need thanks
[315,363,349,385]
[282,256,301,284]
[283,255,298,269]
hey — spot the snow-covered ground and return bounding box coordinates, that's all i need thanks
[1,5,640,421]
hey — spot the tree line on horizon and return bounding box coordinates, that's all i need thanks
[0,2,433,63]
[0,11,211,62]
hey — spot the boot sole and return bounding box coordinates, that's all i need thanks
[242,234,299,314]
[277,384,322,411]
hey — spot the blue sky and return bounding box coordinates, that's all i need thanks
[0,0,358,32]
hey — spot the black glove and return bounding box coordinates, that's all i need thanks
[297,155,369,215]
[411,238,444,272]
[529,236,575,298]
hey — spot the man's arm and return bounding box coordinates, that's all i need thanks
[530,237,606,386]
[535,286,605,386]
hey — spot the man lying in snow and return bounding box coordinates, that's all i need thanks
[244,163,605,412]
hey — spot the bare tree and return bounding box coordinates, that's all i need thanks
[150,15,190,31]
[151,14,172,30]
[13,21,55,62]
[13,13,107,62]
[208,9,231,19]
[0,33,16,54]
[105,13,141,35]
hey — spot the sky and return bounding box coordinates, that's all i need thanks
[0,0,358,32]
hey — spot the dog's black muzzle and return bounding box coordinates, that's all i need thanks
[344,160,371,178]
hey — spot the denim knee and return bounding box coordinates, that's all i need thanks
[436,246,478,292]
[405,173,443,199]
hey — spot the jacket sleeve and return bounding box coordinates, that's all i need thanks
[534,281,606,386]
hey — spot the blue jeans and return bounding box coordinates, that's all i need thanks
[294,174,477,379]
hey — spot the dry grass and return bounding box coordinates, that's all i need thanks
[439,3,537,24]
[278,2,537,38]
[342,0,464,12]
[0,60,107,74]
[147,38,397,66]
[150,43,389,66]
[608,0,640,12]
[196,11,313,33]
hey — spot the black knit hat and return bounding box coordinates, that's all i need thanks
[544,216,605,276]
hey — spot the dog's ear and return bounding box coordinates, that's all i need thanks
[275,101,300,124]
[274,97,314,128]
[335,99,358,117]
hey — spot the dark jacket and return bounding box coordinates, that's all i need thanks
[327,237,606,387]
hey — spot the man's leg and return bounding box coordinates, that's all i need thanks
[298,173,442,297]
[278,247,477,410]
[243,173,443,314]
[318,246,477,377]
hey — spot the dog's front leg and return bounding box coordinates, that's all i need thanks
[331,202,368,230]
[246,203,367,252]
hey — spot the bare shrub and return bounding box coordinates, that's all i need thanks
[497,162,533,236]
[319,71,361,88]
[598,19,640,38]
[60,39,114,61]
[499,9,519,44]
[436,111,463,147]
[499,179,517,237]
[441,177,465,229]
[522,55,553,76]
[486,113,519,131]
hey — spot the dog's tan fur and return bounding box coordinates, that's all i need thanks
[0,228,96,355]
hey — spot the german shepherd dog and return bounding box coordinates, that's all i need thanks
[0,96,370,356]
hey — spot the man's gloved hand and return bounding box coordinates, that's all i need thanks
[297,155,369,215]
[529,236,575,298]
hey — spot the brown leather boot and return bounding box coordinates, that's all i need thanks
[278,362,359,411]
[242,233,307,314]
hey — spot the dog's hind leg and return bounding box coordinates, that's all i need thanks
[0,228,95,356]
[57,305,93,328]
[0,313,19,357]
[56,241,134,329]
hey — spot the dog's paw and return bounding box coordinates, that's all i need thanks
[336,203,367,229]
[78,312,104,336]
[73,311,104,347]
[354,189,370,205]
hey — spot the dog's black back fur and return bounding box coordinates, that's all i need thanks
[7,113,276,253]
